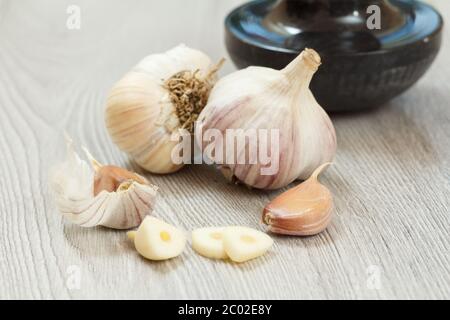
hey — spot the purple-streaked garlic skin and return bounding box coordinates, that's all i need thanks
[196,49,336,190]
[50,136,158,230]
[263,202,333,236]
[262,163,333,236]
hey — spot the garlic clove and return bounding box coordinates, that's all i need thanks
[222,226,273,263]
[262,163,333,236]
[105,44,221,174]
[196,48,336,190]
[93,165,148,196]
[133,216,186,261]
[49,136,158,229]
[192,227,228,260]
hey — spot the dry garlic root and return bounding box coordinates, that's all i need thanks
[105,44,222,174]
[130,216,186,261]
[49,136,158,229]
[263,163,333,236]
[192,226,273,263]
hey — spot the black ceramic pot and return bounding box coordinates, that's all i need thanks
[225,0,443,112]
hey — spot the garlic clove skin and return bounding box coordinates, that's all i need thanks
[49,136,158,229]
[93,164,149,196]
[192,227,228,260]
[222,226,273,263]
[133,216,186,261]
[262,163,333,236]
[105,44,217,174]
[196,48,336,189]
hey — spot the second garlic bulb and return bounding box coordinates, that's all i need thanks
[105,44,218,174]
[196,49,337,189]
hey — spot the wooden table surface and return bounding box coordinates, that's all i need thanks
[0,0,448,300]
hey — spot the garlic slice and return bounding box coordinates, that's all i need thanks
[49,136,158,229]
[222,227,273,263]
[192,227,228,259]
[127,230,137,241]
[132,216,186,261]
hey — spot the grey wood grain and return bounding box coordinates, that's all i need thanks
[0,0,448,299]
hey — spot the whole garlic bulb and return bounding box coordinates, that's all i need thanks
[196,48,336,190]
[49,136,158,229]
[105,44,219,174]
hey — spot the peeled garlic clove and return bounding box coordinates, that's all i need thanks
[196,48,336,190]
[49,136,158,229]
[263,163,333,236]
[105,44,220,174]
[133,216,186,261]
[127,231,136,241]
[192,227,228,259]
[222,226,273,263]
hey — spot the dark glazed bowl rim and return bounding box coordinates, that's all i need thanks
[225,0,444,58]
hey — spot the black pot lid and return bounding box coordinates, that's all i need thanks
[226,0,443,57]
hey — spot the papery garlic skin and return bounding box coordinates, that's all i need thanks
[196,49,336,189]
[49,136,158,229]
[105,44,216,174]
[262,163,333,236]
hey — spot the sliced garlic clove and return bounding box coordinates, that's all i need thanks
[49,136,158,229]
[127,231,137,241]
[222,227,273,263]
[263,163,333,236]
[192,227,228,259]
[133,216,186,261]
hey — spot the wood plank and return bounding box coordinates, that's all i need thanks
[0,0,448,299]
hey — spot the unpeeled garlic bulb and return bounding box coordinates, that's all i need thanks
[105,44,220,174]
[49,136,158,229]
[262,163,333,236]
[196,48,336,190]
[131,216,186,261]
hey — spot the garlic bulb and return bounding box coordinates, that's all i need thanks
[105,44,221,174]
[196,48,336,189]
[262,163,333,236]
[49,136,158,229]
